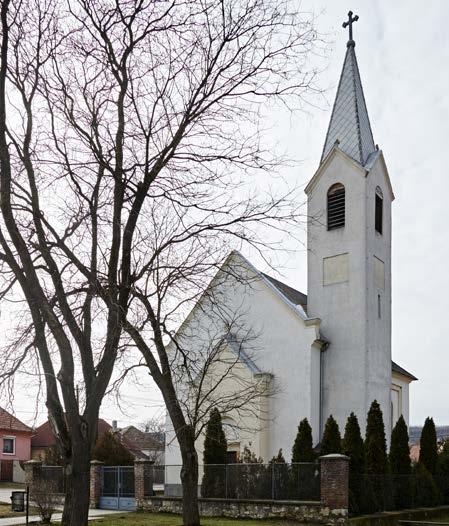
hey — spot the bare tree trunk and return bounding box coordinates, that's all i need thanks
[61,442,91,526]
[157,381,200,526]
[179,432,200,526]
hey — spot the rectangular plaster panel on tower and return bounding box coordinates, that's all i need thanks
[323,253,349,286]
[373,256,385,290]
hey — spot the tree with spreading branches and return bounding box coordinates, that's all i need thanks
[0,0,319,524]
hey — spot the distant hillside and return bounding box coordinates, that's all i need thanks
[409,426,449,444]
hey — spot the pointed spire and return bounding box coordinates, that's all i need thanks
[321,13,375,166]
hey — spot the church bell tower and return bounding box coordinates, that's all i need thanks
[305,12,394,439]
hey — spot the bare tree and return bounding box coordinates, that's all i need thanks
[0,1,320,525]
[137,416,166,464]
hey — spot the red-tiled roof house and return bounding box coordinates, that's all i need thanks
[0,407,32,481]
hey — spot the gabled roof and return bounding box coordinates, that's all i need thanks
[261,273,307,310]
[171,252,320,349]
[120,425,164,451]
[231,251,315,324]
[321,42,375,166]
[32,418,111,447]
[0,407,31,433]
[392,361,418,382]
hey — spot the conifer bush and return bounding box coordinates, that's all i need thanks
[290,418,319,501]
[320,415,342,456]
[364,401,389,511]
[412,462,440,507]
[231,446,269,500]
[201,408,227,498]
[389,415,412,509]
[437,439,449,504]
[92,431,134,466]
[365,400,388,474]
[342,412,365,514]
[270,449,288,499]
[420,417,438,476]
[292,418,316,462]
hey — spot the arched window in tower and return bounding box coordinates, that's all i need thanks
[375,186,383,234]
[327,183,345,230]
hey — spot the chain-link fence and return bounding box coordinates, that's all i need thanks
[40,465,65,494]
[148,462,320,501]
[151,464,166,485]
[349,473,449,516]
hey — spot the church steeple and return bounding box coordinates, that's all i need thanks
[321,12,376,166]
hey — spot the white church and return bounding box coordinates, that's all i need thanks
[165,17,416,484]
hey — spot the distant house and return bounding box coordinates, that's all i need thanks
[0,407,32,481]
[408,425,449,463]
[409,426,449,445]
[410,444,420,463]
[31,418,153,462]
[118,425,165,464]
[31,418,112,461]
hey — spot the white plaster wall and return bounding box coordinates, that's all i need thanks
[192,346,268,460]
[12,460,25,483]
[365,156,393,441]
[306,150,393,439]
[164,252,320,486]
[391,373,410,427]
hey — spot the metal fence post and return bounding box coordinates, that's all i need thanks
[225,464,228,499]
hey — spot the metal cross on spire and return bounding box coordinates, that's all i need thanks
[342,11,359,46]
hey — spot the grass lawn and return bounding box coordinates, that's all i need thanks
[0,502,40,518]
[89,512,305,526]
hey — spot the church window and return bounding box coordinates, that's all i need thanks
[375,187,383,234]
[327,183,345,230]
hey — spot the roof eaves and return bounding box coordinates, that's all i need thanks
[232,251,315,324]
[364,150,395,202]
[305,145,366,196]
[392,360,418,382]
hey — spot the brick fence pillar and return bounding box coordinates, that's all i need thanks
[134,459,154,506]
[319,454,349,510]
[24,460,42,489]
[89,460,104,509]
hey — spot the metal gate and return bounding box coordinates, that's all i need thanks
[99,466,135,511]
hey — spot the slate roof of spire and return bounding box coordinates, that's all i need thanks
[321,42,376,166]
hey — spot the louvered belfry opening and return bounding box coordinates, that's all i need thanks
[375,187,383,234]
[327,183,345,230]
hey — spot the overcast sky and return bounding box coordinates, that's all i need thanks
[7,1,449,430]
[276,0,449,427]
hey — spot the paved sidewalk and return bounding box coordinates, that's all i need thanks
[0,508,128,525]
[0,488,23,506]
[0,486,130,524]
